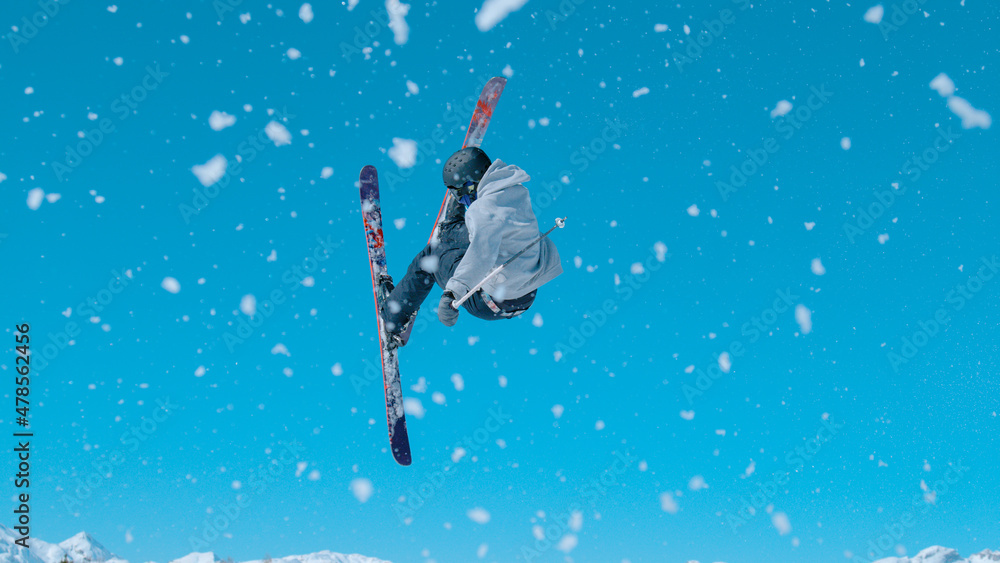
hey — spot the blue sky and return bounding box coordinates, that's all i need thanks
[2,1,998,562]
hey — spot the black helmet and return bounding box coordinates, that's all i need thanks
[442,147,491,197]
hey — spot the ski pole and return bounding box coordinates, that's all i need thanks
[452,217,567,309]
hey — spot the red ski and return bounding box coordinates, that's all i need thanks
[426,76,507,245]
[360,165,411,466]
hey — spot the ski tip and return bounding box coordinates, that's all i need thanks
[394,449,412,466]
[360,164,378,177]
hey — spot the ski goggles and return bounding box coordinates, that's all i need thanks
[457,181,477,206]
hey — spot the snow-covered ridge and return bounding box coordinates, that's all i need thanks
[0,526,389,563]
[873,545,1000,563]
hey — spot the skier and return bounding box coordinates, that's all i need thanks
[380,147,563,344]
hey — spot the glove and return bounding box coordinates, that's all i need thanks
[438,291,459,327]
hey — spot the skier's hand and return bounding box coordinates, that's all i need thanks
[438,291,459,327]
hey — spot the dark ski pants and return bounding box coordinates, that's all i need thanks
[382,199,535,332]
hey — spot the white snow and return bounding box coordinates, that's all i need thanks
[191,154,228,186]
[265,121,292,145]
[531,313,543,327]
[405,80,419,95]
[393,217,407,229]
[718,351,731,373]
[680,410,695,420]
[450,373,465,391]
[194,366,206,377]
[271,343,290,356]
[930,73,956,97]
[321,166,334,179]
[350,478,373,502]
[569,511,583,532]
[864,5,884,24]
[402,397,425,418]
[659,492,679,514]
[385,0,410,45]
[240,294,257,316]
[630,262,645,275]
[298,3,313,23]
[208,111,236,131]
[686,204,700,217]
[654,23,668,32]
[841,137,852,150]
[27,188,45,210]
[0,172,6,183]
[632,87,650,98]
[771,100,792,118]
[551,404,564,419]
[947,96,992,129]
[502,64,514,78]
[654,241,668,262]
[388,137,418,168]
[555,534,577,553]
[467,507,491,524]
[286,47,302,60]
[772,512,792,535]
[161,277,181,294]
[332,363,343,376]
[688,475,708,490]
[419,254,439,273]
[475,0,529,32]
[928,74,990,129]
[796,304,813,334]
[811,258,826,275]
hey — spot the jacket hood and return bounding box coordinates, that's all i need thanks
[476,159,530,198]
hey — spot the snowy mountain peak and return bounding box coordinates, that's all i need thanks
[166,553,216,563]
[57,532,117,563]
[875,546,1000,563]
[0,526,389,563]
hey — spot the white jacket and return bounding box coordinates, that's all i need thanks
[445,159,563,302]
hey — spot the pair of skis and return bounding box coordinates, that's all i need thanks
[359,77,507,466]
